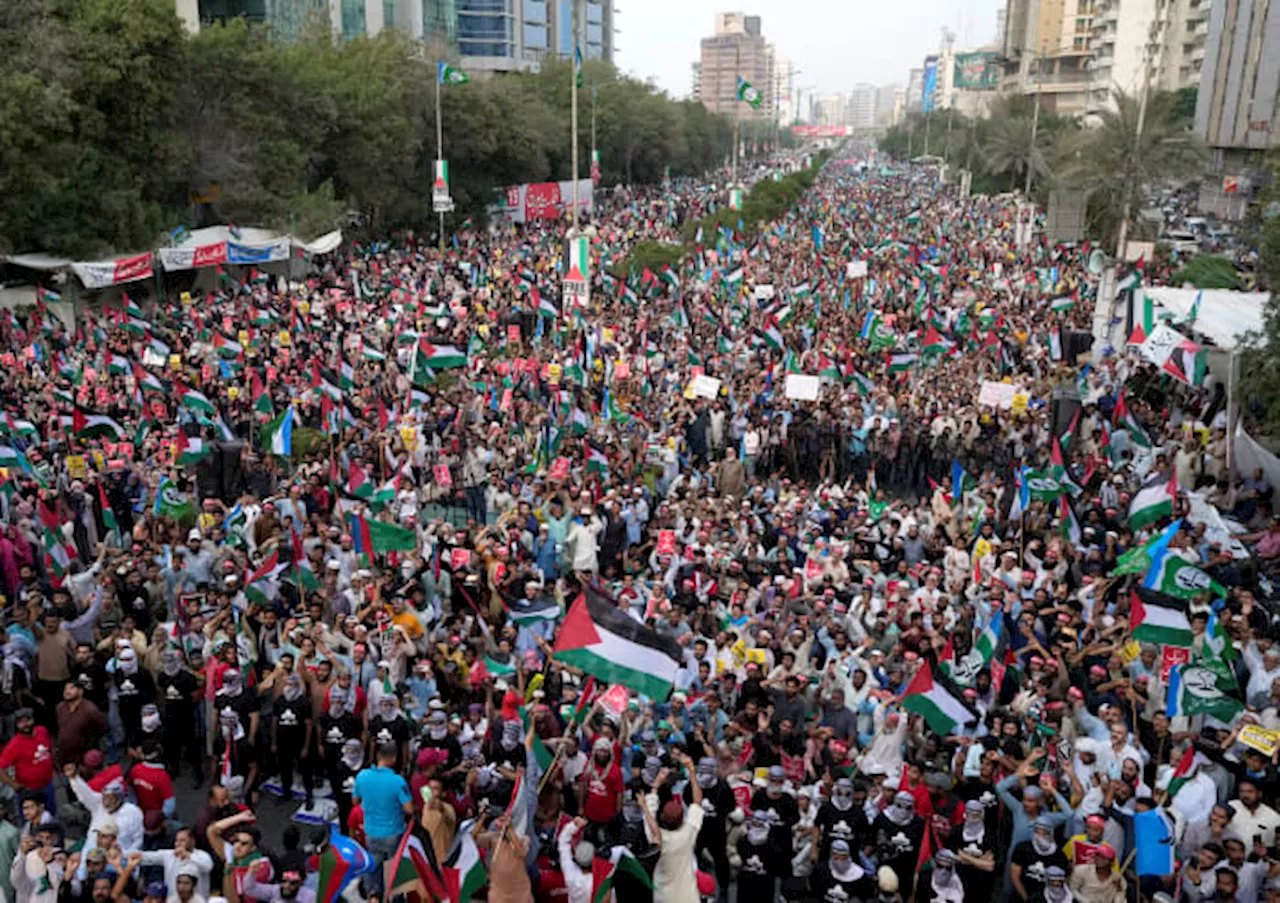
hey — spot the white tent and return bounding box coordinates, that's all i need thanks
[1140,287,1269,350]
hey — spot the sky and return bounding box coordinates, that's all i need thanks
[614,0,1006,100]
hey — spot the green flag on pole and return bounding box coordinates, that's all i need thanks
[737,77,762,108]
[438,62,469,85]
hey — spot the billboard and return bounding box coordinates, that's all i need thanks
[954,52,1000,90]
[489,179,594,225]
[791,125,853,137]
[922,55,939,113]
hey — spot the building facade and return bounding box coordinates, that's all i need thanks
[184,0,613,74]
[848,83,878,130]
[698,12,776,120]
[999,0,1095,113]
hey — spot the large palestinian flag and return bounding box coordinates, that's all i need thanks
[901,661,978,735]
[553,584,683,699]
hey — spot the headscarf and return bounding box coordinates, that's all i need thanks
[930,850,964,903]
[883,791,915,826]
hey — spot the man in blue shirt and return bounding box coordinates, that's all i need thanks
[352,743,413,900]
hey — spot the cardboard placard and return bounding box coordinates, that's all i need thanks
[65,456,88,479]
[691,374,721,399]
[1160,645,1191,681]
[657,530,676,555]
[784,373,821,401]
[597,683,631,716]
[507,324,521,343]
[754,285,775,301]
[977,380,1017,409]
[548,457,570,481]
[433,464,453,488]
[1238,724,1280,756]
[1011,392,1030,415]
[847,260,868,279]
[450,548,470,570]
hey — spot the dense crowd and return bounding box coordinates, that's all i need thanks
[0,144,1277,903]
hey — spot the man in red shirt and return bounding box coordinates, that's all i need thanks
[128,744,175,816]
[0,708,56,809]
[577,738,623,831]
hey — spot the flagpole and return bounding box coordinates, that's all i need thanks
[570,0,580,231]
[436,70,445,254]
[731,45,740,188]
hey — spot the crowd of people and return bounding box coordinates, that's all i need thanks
[0,141,1277,903]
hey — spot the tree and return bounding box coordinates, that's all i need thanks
[1053,88,1204,248]
[981,114,1050,191]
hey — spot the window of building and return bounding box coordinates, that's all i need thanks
[586,22,601,44]
[524,0,546,23]
[341,0,365,37]
[585,0,601,23]
[556,0,572,55]
[523,22,547,48]
[457,0,506,11]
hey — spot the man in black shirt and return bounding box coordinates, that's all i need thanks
[156,649,201,785]
[271,673,313,805]
[1010,816,1070,902]
[686,757,735,899]
[814,777,869,861]
[365,694,410,771]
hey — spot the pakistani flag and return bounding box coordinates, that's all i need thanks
[736,76,762,108]
[438,61,469,85]
[1166,657,1243,722]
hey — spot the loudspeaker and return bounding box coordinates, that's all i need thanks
[1051,382,1082,441]
[1063,329,1094,362]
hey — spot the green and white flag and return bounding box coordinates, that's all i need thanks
[1166,657,1243,722]
[1129,475,1175,530]
[736,77,762,108]
[438,62,470,85]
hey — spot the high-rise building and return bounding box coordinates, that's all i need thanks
[1193,0,1279,217]
[906,67,924,111]
[999,0,1095,113]
[875,84,900,126]
[691,62,703,101]
[698,11,776,120]
[185,0,612,73]
[848,83,878,130]
[773,58,796,123]
[816,93,848,126]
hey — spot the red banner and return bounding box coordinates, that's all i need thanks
[791,125,852,138]
[193,242,228,268]
[114,253,153,284]
[523,182,564,220]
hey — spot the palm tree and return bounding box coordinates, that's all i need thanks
[1053,88,1204,248]
[982,114,1052,191]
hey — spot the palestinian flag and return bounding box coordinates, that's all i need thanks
[482,656,516,677]
[900,660,978,735]
[174,434,210,467]
[1113,392,1151,448]
[518,706,555,771]
[212,334,243,359]
[570,409,591,436]
[133,363,165,395]
[420,343,467,369]
[888,353,918,373]
[509,594,561,626]
[124,317,152,335]
[851,372,875,396]
[347,512,417,554]
[4,415,39,439]
[921,325,950,355]
[348,461,374,499]
[553,584,684,699]
[44,526,74,578]
[97,482,119,537]
[73,410,126,440]
[339,359,355,390]
[0,446,21,469]
[178,385,217,415]
[251,370,273,415]
[940,617,1004,686]
[384,824,448,903]
[316,826,376,903]
[1166,744,1212,799]
[1162,339,1208,386]
[1049,296,1074,311]
[1129,473,1176,530]
[592,849,653,903]
[107,354,130,375]
[1058,494,1082,546]
[1130,586,1193,647]
[760,325,785,351]
[442,821,487,903]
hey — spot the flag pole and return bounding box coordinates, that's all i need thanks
[436,68,445,254]
[570,0,580,231]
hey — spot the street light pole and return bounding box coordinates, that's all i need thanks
[1025,50,1041,197]
[570,0,580,230]
[436,71,444,252]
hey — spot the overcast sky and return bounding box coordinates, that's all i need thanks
[614,0,1005,99]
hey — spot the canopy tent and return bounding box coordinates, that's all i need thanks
[1139,287,1269,351]
[3,225,342,289]
[158,226,343,272]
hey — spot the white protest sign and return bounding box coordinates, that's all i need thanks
[754,284,775,301]
[1185,490,1251,559]
[1139,323,1185,367]
[691,374,722,399]
[784,374,821,401]
[977,380,1017,409]
[847,260,868,279]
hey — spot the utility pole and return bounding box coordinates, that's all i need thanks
[570,0,580,230]
[435,70,444,252]
[731,44,740,185]
[1114,17,1161,258]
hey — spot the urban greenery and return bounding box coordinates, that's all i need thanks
[0,0,744,258]
[878,90,1202,246]
[1240,150,1280,434]
[1169,254,1243,290]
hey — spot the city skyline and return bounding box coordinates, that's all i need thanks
[615,0,1004,100]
